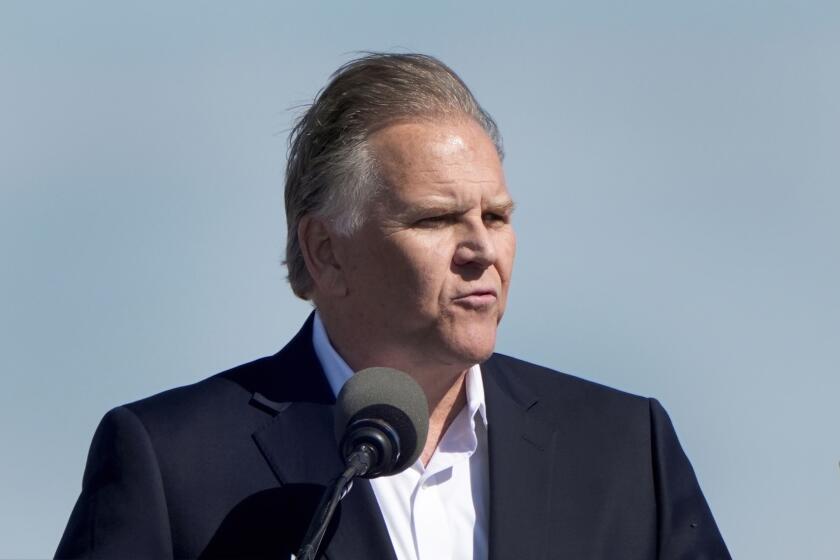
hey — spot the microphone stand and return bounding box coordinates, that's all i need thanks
[295,447,374,560]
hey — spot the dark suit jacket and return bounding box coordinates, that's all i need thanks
[57,316,730,559]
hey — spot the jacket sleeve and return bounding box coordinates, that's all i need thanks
[55,406,174,559]
[649,398,731,559]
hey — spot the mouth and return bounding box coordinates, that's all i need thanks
[453,289,498,309]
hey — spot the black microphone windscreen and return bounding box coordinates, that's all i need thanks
[334,367,429,474]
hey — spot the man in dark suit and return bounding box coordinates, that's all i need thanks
[58,53,730,559]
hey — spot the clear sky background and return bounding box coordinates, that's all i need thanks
[1,2,838,558]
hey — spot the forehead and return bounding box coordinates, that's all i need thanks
[368,119,509,205]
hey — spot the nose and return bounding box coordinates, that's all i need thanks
[453,219,497,268]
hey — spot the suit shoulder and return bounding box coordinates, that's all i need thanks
[121,355,279,432]
[485,352,650,416]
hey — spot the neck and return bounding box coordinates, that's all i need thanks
[317,307,473,465]
[420,369,468,465]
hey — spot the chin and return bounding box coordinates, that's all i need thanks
[447,331,497,366]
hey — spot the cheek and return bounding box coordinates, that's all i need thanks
[497,230,517,281]
[379,238,448,294]
[389,235,455,307]
[413,243,452,291]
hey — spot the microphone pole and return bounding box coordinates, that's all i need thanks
[295,447,374,560]
[295,367,429,560]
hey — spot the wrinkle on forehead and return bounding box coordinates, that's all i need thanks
[371,118,491,165]
[367,118,507,213]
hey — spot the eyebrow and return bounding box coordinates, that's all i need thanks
[409,198,516,215]
[486,199,516,214]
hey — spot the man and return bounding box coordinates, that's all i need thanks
[57,53,730,559]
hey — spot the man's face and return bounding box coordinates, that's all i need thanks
[332,118,516,372]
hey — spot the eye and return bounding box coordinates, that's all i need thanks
[416,214,455,228]
[482,212,509,225]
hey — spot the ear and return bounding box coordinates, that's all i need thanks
[298,215,348,298]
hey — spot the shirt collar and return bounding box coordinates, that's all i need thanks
[311,311,488,428]
[312,311,354,399]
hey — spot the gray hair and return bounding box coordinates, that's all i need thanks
[284,52,503,299]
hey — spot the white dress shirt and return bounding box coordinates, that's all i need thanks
[312,312,490,560]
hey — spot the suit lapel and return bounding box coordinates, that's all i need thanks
[483,357,557,560]
[248,315,396,560]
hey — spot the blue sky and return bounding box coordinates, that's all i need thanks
[1,2,838,557]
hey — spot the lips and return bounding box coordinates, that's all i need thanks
[453,288,498,309]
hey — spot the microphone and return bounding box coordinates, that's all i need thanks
[296,367,429,560]
[334,367,430,478]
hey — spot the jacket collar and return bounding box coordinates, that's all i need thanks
[481,356,557,560]
[249,314,397,560]
[246,315,561,560]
